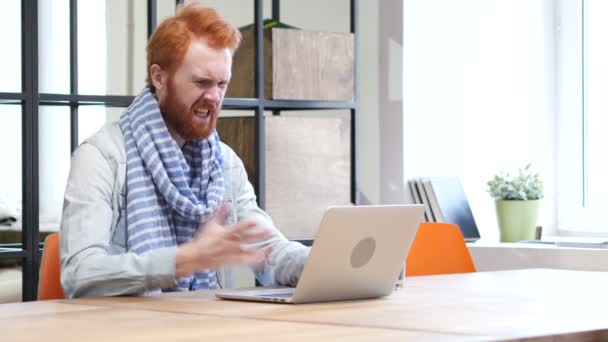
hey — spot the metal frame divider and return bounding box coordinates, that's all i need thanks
[350,0,359,205]
[69,0,78,151]
[21,0,40,301]
[254,0,266,208]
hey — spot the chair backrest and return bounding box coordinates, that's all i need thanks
[406,222,476,277]
[38,232,65,300]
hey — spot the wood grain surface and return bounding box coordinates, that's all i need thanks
[264,114,351,238]
[272,28,354,101]
[1,307,477,341]
[45,269,608,341]
[217,114,351,239]
[226,28,354,101]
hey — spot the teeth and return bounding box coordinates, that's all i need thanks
[194,109,209,117]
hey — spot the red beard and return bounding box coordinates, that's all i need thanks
[159,79,219,141]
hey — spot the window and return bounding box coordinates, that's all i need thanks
[402,0,557,241]
[557,0,608,234]
[0,0,175,302]
[36,0,149,234]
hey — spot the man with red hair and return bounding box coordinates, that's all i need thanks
[59,4,309,297]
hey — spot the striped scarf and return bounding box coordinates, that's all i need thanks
[119,87,225,291]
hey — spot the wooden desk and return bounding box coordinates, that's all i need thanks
[2,307,466,342]
[3,269,608,341]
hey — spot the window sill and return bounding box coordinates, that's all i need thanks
[467,242,608,272]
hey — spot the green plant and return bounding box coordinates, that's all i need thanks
[487,164,544,200]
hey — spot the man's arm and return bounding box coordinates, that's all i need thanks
[60,143,178,298]
[61,141,269,298]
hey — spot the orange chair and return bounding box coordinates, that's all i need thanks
[38,232,65,300]
[406,222,476,277]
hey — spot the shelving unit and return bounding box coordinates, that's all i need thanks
[222,0,360,209]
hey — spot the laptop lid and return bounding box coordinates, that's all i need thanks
[216,204,425,304]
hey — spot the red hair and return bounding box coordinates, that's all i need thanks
[146,3,241,90]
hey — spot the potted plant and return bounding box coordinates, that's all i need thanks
[487,164,544,242]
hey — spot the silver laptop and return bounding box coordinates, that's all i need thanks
[216,204,425,304]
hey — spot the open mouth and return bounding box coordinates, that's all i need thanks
[193,108,211,119]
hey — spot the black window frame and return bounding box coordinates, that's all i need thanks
[1,0,358,302]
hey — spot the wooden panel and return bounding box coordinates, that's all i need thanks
[216,115,351,239]
[273,28,354,100]
[265,114,351,238]
[225,28,273,99]
[216,116,256,186]
[226,28,354,101]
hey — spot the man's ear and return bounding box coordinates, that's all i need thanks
[149,64,167,91]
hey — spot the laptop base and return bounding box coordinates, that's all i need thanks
[216,287,295,304]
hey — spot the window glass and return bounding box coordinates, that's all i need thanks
[38,106,70,233]
[0,105,22,243]
[38,0,70,94]
[0,1,21,92]
[585,0,608,209]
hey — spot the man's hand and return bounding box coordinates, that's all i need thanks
[175,213,271,278]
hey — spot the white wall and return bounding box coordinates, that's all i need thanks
[402,0,558,241]
[376,0,406,205]
[358,0,381,205]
